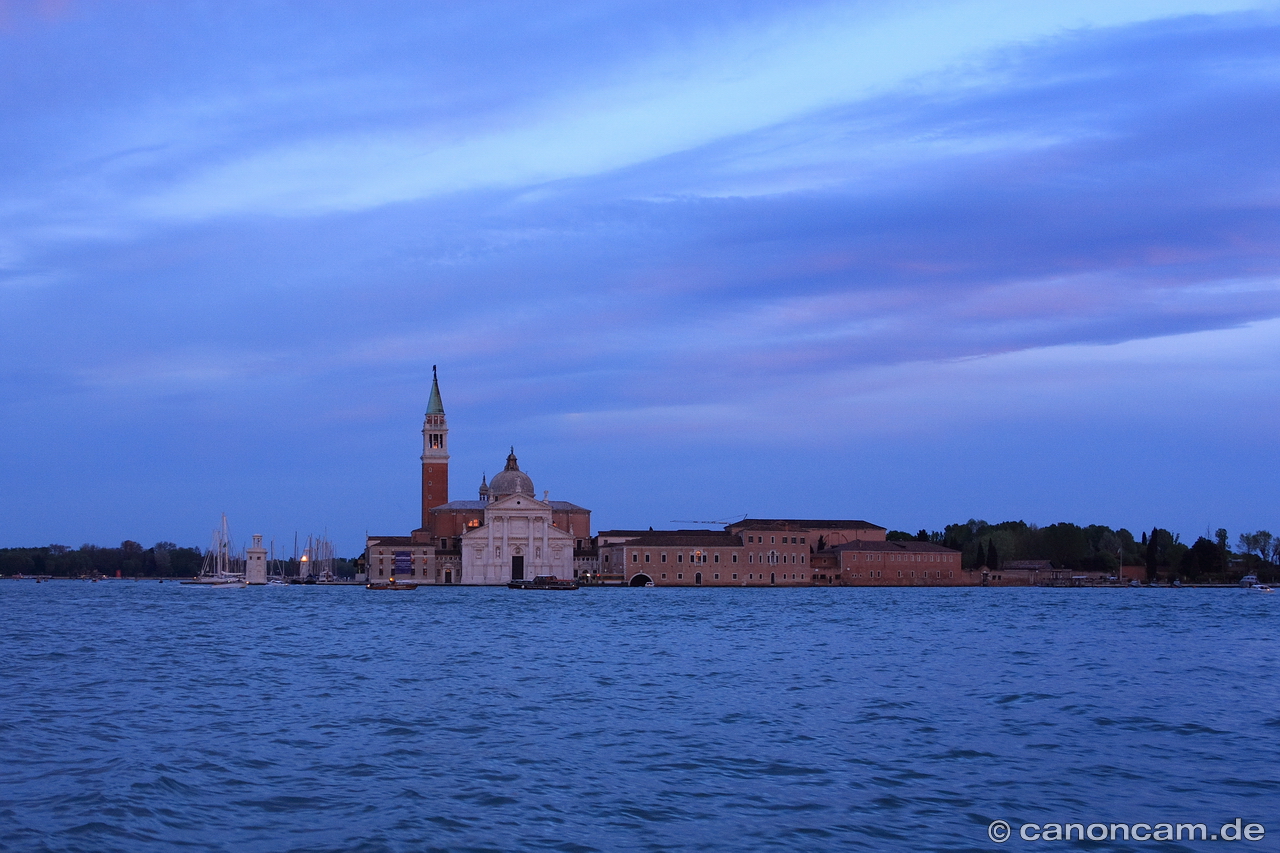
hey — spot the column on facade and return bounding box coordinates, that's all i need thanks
[501,516,509,581]
[527,517,534,573]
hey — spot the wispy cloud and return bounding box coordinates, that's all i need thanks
[1,1,1278,549]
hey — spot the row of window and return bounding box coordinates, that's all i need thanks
[657,572,809,581]
[745,535,806,545]
[625,550,809,566]
[848,571,956,579]
[631,551,740,564]
[848,552,954,562]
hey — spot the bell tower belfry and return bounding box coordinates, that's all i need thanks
[421,365,449,528]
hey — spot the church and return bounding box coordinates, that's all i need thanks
[364,369,594,584]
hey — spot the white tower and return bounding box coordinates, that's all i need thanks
[246,534,268,585]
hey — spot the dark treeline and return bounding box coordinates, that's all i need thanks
[0,541,204,578]
[885,520,1279,583]
[0,541,364,578]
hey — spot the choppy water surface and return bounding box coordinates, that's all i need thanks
[2,583,1278,852]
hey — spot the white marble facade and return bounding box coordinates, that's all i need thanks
[462,493,576,584]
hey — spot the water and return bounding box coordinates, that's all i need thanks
[2,583,1278,852]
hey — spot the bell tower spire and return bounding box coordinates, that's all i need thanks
[421,365,450,528]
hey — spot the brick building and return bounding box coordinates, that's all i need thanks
[365,369,594,584]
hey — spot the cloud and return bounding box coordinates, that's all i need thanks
[97,0,1278,219]
[2,2,1279,549]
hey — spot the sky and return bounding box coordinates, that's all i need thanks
[2,0,1278,556]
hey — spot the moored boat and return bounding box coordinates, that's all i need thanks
[367,577,418,590]
[508,575,579,591]
[182,514,247,587]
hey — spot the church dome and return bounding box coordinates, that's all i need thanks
[488,449,534,498]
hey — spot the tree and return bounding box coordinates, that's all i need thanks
[987,539,999,571]
[1181,537,1222,581]
[1145,527,1158,583]
[974,541,987,570]
[1216,529,1229,551]
[1238,531,1274,563]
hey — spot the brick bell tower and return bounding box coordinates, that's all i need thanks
[420,365,449,529]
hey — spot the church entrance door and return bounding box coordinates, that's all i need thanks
[695,572,702,585]
[444,569,452,584]
[512,555,524,581]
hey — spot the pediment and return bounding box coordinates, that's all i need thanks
[486,493,550,512]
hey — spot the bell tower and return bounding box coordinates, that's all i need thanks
[421,365,449,528]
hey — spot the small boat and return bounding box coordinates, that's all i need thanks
[367,578,418,590]
[1249,583,1274,594]
[1128,580,1141,587]
[508,575,580,591]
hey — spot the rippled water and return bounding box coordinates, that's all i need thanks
[3,582,1278,852]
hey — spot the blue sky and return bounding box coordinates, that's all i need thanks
[2,0,1278,555]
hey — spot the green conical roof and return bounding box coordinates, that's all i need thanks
[426,365,444,414]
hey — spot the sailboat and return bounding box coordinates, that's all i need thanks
[182,514,247,587]
[267,539,289,586]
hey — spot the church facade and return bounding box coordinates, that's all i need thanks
[364,369,593,585]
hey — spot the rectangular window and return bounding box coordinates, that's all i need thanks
[771,536,776,544]
[748,535,754,543]
[677,554,683,563]
[732,554,738,563]
[714,553,720,563]
[800,537,805,544]
[632,553,638,562]
[800,555,805,564]
[677,573,683,580]
[661,573,667,579]
[645,553,651,563]
[791,537,796,544]
[713,573,720,580]
[732,573,738,579]
[661,554,667,563]
[749,553,754,563]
